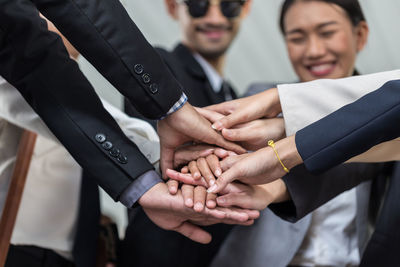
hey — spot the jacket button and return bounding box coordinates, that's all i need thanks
[109,148,120,158]
[95,133,106,143]
[102,141,113,150]
[134,64,144,74]
[117,154,128,164]
[149,83,159,94]
[142,73,151,84]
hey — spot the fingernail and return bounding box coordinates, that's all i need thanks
[224,129,232,137]
[209,179,215,186]
[170,186,177,193]
[185,198,193,207]
[215,169,222,176]
[194,172,201,179]
[207,200,216,208]
[194,202,203,211]
[212,122,222,131]
[207,184,217,193]
[217,197,225,204]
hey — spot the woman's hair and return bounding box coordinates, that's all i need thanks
[279,0,366,33]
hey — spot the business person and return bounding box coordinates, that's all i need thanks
[210,1,389,265]
[0,0,245,244]
[121,1,253,266]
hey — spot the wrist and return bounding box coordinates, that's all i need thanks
[275,135,303,171]
[263,88,282,117]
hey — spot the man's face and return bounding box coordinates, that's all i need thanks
[168,0,251,59]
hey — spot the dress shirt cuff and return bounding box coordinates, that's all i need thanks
[159,93,188,120]
[119,170,163,208]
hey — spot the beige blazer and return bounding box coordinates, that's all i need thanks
[278,70,400,162]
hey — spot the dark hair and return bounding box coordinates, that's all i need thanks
[279,0,366,33]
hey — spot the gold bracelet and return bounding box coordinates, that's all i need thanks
[268,140,290,173]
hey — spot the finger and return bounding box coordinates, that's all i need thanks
[206,154,222,177]
[174,147,214,168]
[216,193,253,209]
[166,169,207,187]
[188,161,201,180]
[216,207,249,222]
[211,111,249,131]
[197,158,215,187]
[182,184,194,208]
[211,133,246,155]
[206,192,217,209]
[181,166,189,173]
[193,186,207,212]
[222,127,254,142]
[220,155,246,172]
[174,222,212,244]
[195,107,225,123]
[160,147,175,180]
[166,179,179,195]
[205,101,236,116]
[213,148,229,159]
[207,165,240,194]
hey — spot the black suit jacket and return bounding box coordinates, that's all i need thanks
[125,43,237,128]
[0,0,184,200]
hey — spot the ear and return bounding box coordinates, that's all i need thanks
[240,0,253,19]
[165,0,180,20]
[355,21,369,52]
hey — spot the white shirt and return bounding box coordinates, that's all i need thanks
[0,76,160,260]
[290,188,360,266]
[193,53,223,93]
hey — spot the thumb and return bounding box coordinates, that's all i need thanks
[207,166,238,194]
[174,222,212,244]
[212,111,247,131]
[160,146,175,180]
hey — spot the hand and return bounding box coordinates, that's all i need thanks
[222,118,285,151]
[208,136,303,193]
[139,183,260,244]
[158,102,245,179]
[217,180,290,210]
[203,88,282,131]
[167,145,234,194]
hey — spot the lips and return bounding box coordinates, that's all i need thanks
[307,62,336,77]
[196,25,231,40]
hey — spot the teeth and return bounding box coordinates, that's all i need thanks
[310,64,333,72]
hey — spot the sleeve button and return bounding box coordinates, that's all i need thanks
[109,148,120,157]
[134,64,144,74]
[102,141,113,150]
[149,83,159,94]
[142,73,151,84]
[95,133,106,143]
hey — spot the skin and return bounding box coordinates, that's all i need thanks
[283,1,369,82]
[164,0,252,74]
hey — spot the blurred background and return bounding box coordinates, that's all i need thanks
[77,0,400,236]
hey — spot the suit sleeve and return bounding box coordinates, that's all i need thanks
[33,0,183,119]
[296,80,400,174]
[269,163,387,222]
[0,0,162,201]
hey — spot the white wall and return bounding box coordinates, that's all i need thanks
[78,0,400,236]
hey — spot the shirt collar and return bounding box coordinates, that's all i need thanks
[193,53,223,93]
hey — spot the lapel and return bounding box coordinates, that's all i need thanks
[172,44,227,105]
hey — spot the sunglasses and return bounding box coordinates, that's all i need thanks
[181,0,247,18]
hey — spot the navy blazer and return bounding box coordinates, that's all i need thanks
[0,0,183,200]
[296,79,400,173]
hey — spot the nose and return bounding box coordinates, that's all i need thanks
[205,1,228,24]
[305,35,326,59]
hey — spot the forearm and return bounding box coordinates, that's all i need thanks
[278,70,400,136]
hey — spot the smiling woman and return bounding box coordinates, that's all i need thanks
[280,0,369,82]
